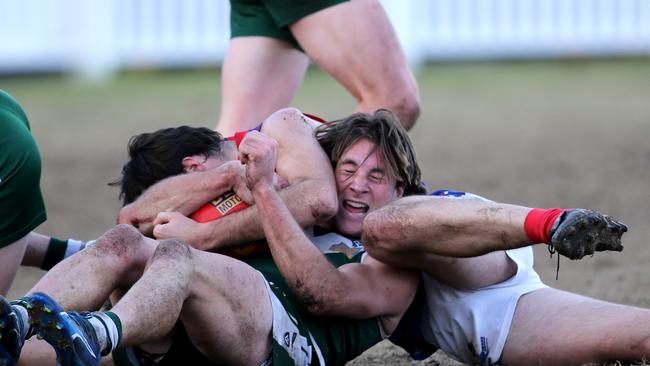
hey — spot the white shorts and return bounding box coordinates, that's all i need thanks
[421,247,548,365]
[260,274,324,366]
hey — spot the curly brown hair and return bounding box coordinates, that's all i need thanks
[315,109,425,196]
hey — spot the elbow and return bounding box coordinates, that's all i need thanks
[308,183,338,223]
[317,190,338,221]
[298,289,338,317]
[362,209,404,263]
[294,278,344,317]
[305,294,357,317]
[305,299,334,317]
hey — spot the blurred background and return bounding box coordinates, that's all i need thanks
[2,0,650,78]
[2,1,650,364]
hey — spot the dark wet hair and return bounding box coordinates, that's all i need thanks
[315,109,425,196]
[110,126,225,205]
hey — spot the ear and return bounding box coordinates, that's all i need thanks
[181,156,205,173]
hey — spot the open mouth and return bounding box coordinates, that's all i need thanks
[343,199,369,214]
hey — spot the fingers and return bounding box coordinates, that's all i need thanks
[152,223,165,239]
[239,131,279,162]
[152,211,186,239]
[117,204,154,235]
[117,205,135,225]
[239,131,279,189]
[153,211,178,226]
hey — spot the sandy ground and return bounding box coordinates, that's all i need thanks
[3,60,650,364]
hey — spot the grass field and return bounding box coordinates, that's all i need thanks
[2,59,650,365]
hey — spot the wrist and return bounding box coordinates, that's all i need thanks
[197,221,219,250]
[252,182,276,199]
[225,161,244,188]
[524,208,567,244]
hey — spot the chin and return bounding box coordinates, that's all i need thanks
[338,224,362,238]
[334,215,364,238]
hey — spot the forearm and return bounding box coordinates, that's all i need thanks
[363,196,531,259]
[21,232,50,267]
[253,183,346,314]
[119,163,239,229]
[196,177,337,250]
[22,232,86,269]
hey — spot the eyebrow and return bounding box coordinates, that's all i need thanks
[338,159,359,167]
[339,160,385,174]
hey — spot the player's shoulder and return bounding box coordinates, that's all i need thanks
[260,107,316,140]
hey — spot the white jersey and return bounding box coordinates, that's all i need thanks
[392,190,548,365]
[421,246,546,365]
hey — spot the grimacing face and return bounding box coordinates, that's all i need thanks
[332,138,404,237]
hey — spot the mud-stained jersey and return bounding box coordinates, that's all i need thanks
[244,226,381,366]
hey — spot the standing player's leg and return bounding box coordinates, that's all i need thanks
[217,37,309,135]
[0,237,28,296]
[290,0,421,129]
[502,288,650,364]
[0,90,47,296]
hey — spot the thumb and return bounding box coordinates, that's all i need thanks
[152,223,167,239]
[153,211,173,226]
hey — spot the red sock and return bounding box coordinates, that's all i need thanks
[524,208,567,244]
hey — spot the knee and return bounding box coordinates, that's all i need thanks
[147,240,194,290]
[365,78,420,130]
[388,90,420,130]
[91,224,144,259]
[150,239,192,267]
[362,209,403,261]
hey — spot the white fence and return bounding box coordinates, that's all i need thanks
[1,0,649,79]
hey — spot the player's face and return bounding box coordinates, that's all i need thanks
[333,138,404,237]
[183,154,228,172]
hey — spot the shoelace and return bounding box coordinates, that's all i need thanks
[547,244,560,280]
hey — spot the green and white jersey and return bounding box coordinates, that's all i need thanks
[244,226,382,366]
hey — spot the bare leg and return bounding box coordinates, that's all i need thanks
[0,235,28,295]
[503,288,650,365]
[28,225,155,311]
[217,37,309,135]
[291,0,420,129]
[15,339,55,366]
[111,239,192,348]
[16,340,115,366]
[114,243,272,364]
